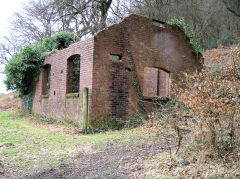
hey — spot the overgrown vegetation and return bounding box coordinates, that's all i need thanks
[4,32,79,112]
[4,44,45,95]
[71,57,81,93]
[175,47,240,160]
[132,0,240,49]
[168,18,203,55]
[143,46,240,178]
[42,32,79,52]
[206,31,238,49]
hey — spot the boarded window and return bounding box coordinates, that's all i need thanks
[143,67,170,98]
[158,69,170,97]
[42,64,51,95]
[143,67,159,97]
[66,55,80,93]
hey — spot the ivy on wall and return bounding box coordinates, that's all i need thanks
[22,92,34,113]
[122,22,147,117]
[125,47,147,116]
[168,18,203,55]
[5,32,79,112]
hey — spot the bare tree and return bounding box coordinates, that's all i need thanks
[0,0,119,68]
[129,0,240,45]
[6,0,119,45]
[0,0,59,72]
[10,0,58,44]
[4,0,239,70]
[54,0,114,36]
[99,0,113,29]
[0,34,24,73]
[223,0,240,17]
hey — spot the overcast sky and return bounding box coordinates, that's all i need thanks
[0,0,26,93]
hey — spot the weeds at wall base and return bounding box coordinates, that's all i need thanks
[21,93,34,114]
[27,110,146,135]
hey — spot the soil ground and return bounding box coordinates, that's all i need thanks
[1,46,239,178]
[0,111,180,179]
[28,137,176,179]
[1,110,238,179]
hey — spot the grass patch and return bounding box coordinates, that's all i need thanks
[0,111,148,177]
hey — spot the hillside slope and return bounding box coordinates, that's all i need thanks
[0,93,21,112]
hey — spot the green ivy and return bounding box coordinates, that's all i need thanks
[4,43,45,95]
[4,32,79,112]
[126,47,147,116]
[123,23,147,117]
[168,18,203,55]
[42,32,79,51]
[22,92,34,113]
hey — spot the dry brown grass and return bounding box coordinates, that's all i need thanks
[0,93,21,112]
[141,45,240,178]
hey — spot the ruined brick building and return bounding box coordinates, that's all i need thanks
[32,14,202,124]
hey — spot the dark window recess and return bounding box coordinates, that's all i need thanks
[125,67,132,72]
[42,64,51,95]
[110,54,122,62]
[143,67,170,98]
[66,55,80,93]
[152,19,165,28]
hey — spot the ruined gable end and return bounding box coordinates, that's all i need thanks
[32,14,202,126]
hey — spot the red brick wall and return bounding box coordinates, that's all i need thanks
[91,14,202,121]
[32,38,94,123]
[32,14,202,123]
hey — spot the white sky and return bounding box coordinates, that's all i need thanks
[0,0,26,93]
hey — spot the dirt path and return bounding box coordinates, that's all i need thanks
[1,111,182,179]
[28,136,177,179]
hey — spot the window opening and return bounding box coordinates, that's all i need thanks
[66,55,80,93]
[110,54,122,62]
[125,67,132,72]
[42,64,51,95]
[152,19,166,28]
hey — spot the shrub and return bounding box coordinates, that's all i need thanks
[206,32,237,50]
[4,43,45,95]
[42,32,79,51]
[207,38,218,49]
[219,31,235,46]
[4,32,79,112]
[145,46,240,163]
[174,47,240,159]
